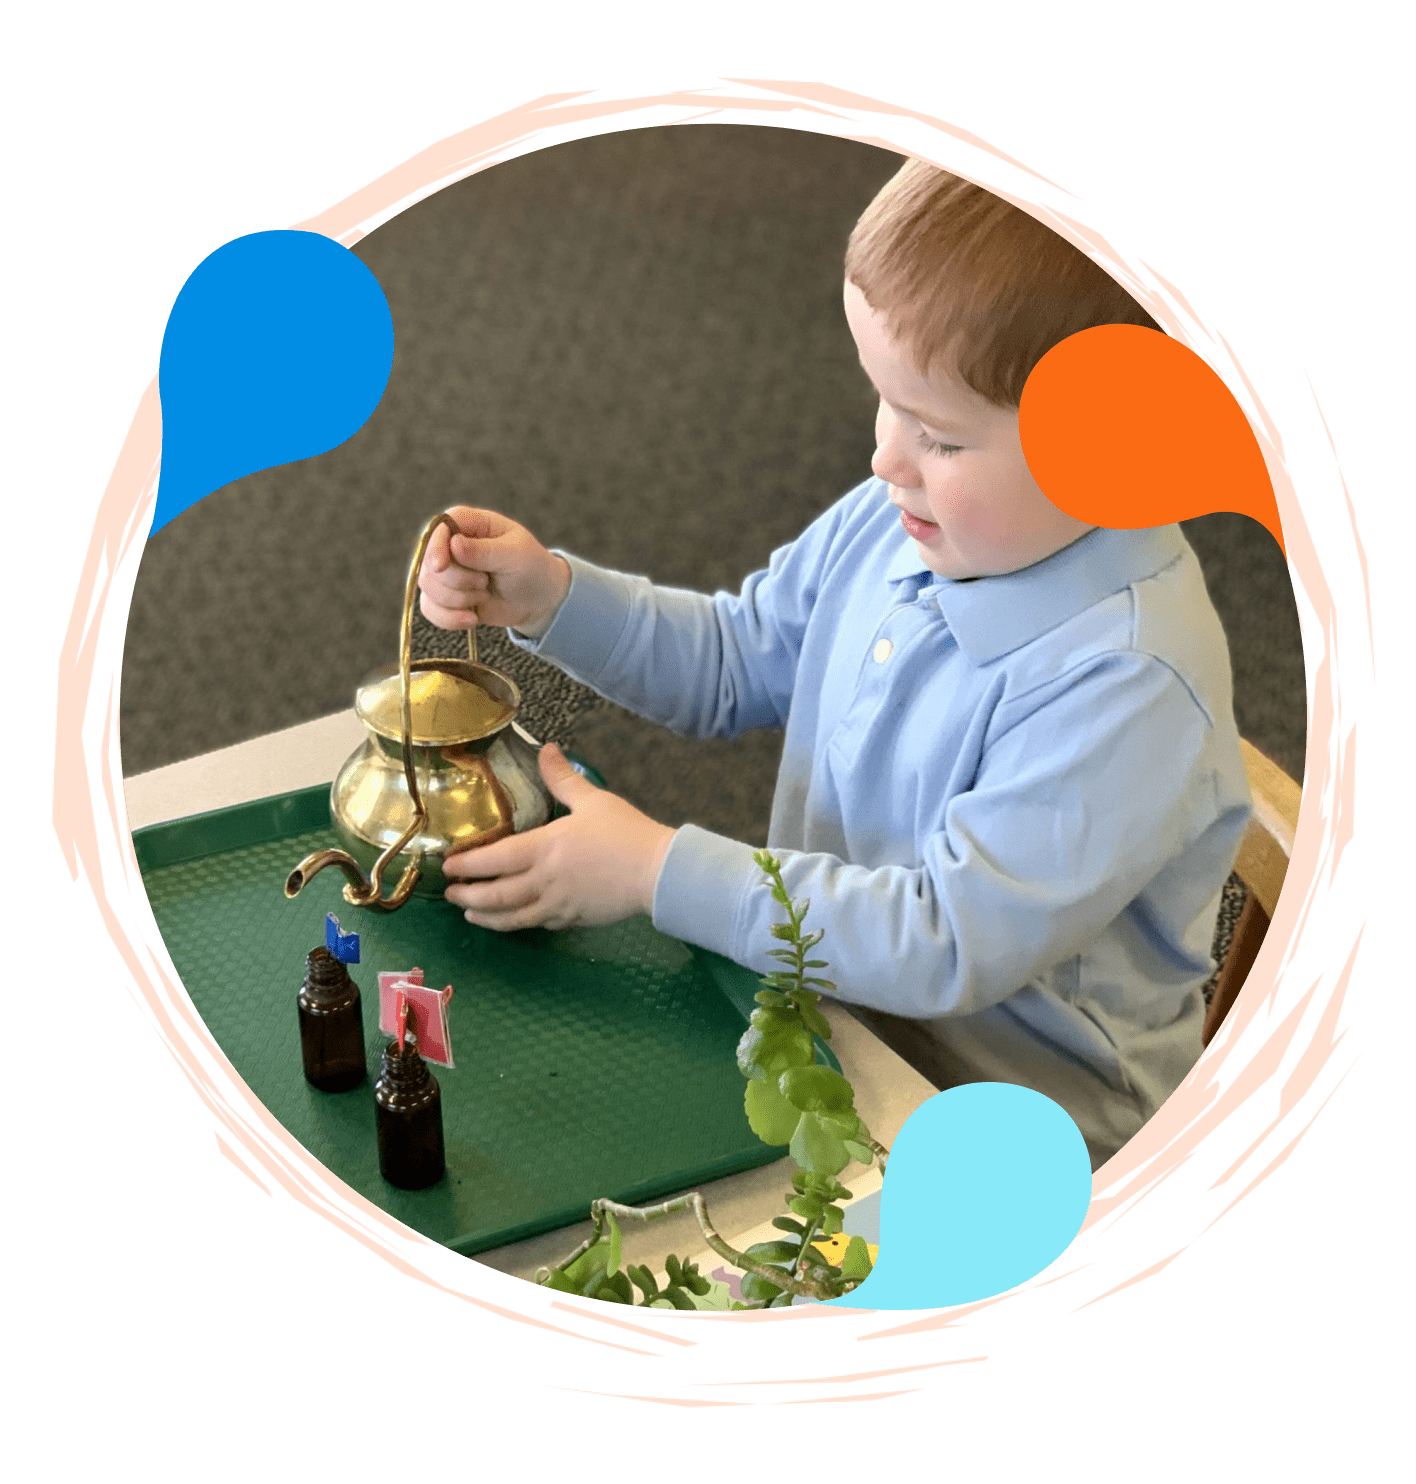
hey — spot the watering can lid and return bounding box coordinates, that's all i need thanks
[356,661,518,746]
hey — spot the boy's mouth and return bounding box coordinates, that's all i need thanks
[895,505,940,542]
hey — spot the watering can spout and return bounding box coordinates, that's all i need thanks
[285,846,423,913]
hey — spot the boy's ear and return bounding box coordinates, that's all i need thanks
[1019,326,1283,553]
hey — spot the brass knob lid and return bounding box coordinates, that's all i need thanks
[356,660,518,746]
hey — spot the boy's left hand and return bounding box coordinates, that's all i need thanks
[443,743,676,931]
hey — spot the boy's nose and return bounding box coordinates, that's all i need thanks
[872,445,920,488]
[872,413,922,490]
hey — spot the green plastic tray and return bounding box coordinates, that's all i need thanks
[133,782,835,1257]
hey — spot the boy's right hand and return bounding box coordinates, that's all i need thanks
[418,507,572,640]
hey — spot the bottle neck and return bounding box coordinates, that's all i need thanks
[380,1040,432,1090]
[304,946,353,1001]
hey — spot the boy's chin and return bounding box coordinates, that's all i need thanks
[915,539,979,581]
[919,527,1096,581]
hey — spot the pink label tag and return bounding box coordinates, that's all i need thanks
[377,969,455,1068]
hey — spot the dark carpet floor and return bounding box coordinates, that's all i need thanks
[121,125,1306,1016]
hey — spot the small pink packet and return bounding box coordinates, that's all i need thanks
[377,968,455,1068]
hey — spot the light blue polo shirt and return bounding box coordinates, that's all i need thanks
[514,478,1252,1167]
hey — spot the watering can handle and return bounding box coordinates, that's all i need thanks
[398,513,479,811]
[283,512,480,914]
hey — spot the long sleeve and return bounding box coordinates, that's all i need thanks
[653,648,1248,1021]
[510,486,873,739]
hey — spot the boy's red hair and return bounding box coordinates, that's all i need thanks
[845,160,1160,407]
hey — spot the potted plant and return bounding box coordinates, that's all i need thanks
[536,851,886,1309]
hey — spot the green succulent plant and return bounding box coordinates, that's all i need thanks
[538,851,885,1308]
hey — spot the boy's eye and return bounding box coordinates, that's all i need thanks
[916,430,963,458]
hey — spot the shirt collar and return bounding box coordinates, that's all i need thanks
[886,522,1189,664]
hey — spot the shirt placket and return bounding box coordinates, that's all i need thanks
[830,577,939,756]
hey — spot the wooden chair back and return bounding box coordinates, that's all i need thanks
[1202,739,1303,1045]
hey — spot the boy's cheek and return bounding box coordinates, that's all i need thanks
[931,493,991,550]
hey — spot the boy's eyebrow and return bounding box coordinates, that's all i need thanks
[857,362,970,435]
[893,401,969,435]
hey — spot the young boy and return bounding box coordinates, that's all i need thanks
[418,160,1252,1170]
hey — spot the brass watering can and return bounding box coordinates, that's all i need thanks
[284,512,554,912]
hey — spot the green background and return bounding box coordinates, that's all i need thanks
[16,2,1407,1472]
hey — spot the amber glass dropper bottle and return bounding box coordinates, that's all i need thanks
[374,1030,446,1190]
[298,946,368,1093]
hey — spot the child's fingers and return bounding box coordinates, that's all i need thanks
[418,561,488,628]
[459,900,560,933]
[443,506,509,539]
[424,509,517,576]
[443,831,538,881]
[423,520,453,574]
[418,591,483,631]
[537,742,598,811]
[439,508,515,566]
[445,872,542,916]
[449,529,527,575]
[419,560,488,598]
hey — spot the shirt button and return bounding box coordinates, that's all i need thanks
[873,638,893,664]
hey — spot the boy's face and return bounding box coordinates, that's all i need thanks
[844,280,1093,580]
